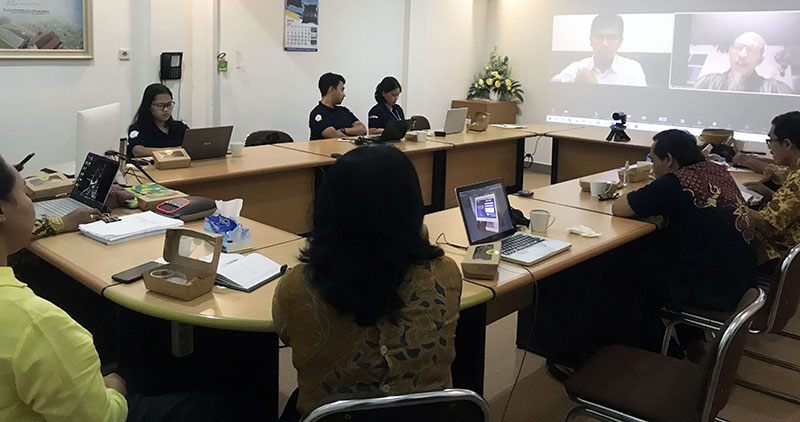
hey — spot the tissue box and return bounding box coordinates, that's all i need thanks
[618,162,652,183]
[143,228,222,301]
[461,242,500,280]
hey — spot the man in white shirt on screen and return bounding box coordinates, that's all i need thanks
[551,14,647,87]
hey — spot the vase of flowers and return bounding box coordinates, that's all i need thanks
[468,48,524,103]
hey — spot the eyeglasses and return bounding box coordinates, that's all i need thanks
[730,43,763,56]
[151,101,175,111]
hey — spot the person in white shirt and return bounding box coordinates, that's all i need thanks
[551,14,647,87]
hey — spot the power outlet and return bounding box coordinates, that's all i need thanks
[118,48,131,61]
[170,321,194,358]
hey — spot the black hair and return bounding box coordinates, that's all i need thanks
[374,76,402,104]
[652,129,705,168]
[132,83,173,127]
[772,111,800,149]
[591,14,624,37]
[0,155,14,201]
[318,72,345,97]
[301,146,444,326]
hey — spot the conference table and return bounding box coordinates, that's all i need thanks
[26,214,495,421]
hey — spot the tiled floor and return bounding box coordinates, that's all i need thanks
[276,170,800,421]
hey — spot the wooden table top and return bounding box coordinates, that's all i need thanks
[27,216,300,295]
[432,126,534,147]
[423,198,656,295]
[532,167,767,216]
[138,144,335,186]
[273,137,453,158]
[518,123,586,136]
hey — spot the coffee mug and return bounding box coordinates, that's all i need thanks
[230,142,245,157]
[590,181,615,198]
[530,209,555,232]
[416,131,426,142]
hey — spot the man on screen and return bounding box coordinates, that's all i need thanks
[694,32,792,94]
[551,14,647,87]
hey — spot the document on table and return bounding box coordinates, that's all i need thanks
[79,211,184,245]
[491,124,525,129]
[214,253,287,292]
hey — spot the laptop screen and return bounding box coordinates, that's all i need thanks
[70,153,118,209]
[456,179,516,245]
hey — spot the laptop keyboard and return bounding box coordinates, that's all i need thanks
[36,198,84,218]
[501,233,545,255]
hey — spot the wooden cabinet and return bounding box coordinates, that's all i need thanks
[451,99,517,124]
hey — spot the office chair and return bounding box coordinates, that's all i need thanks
[660,244,800,401]
[301,389,490,422]
[409,115,431,130]
[244,130,294,146]
[564,288,765,422]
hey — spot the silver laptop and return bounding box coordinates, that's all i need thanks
[35,153,118,218]
[182,126,234,160]
[443,108,468,134]
[456,179,571,266]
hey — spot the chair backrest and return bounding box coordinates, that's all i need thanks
[244,130,294,146]
[409,115,431,130]
[301,389,489,422]
[702,288,766,421]
[758,243,800,333]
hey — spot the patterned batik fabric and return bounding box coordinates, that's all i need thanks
[31,217,63,239]
[759,159,800,261]
[273,256,462,417]
[673,160,755,243]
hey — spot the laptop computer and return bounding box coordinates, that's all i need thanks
[364,119,412,142]
[34,153,118,218]
[181,126,234,160]
[443,107,469,134]
[455,179,571,266]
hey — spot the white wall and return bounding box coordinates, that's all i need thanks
[0,0,197,170]
[218,0,406,144]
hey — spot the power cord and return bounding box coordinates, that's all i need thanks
[500,270,539,422]
[522,136,543,169]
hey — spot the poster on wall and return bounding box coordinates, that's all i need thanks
[284,0,318,52]
[0,0,92,59]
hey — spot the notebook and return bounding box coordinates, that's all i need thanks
[79,211,184,245]
[214,253,287,292]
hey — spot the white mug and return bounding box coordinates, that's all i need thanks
[230,142,245,157]
[416,131,426,142]
[529,209,555,232]
[589,181,614,198]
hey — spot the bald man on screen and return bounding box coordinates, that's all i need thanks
[694,32,792,94]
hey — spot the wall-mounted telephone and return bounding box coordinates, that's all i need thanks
[160,52,183,80]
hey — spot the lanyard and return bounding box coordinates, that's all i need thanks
[388,106,401,121]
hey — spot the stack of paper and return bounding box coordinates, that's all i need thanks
[215,253,287,292]
[79,211,184,245]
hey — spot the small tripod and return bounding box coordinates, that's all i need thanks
[606,123,630,142]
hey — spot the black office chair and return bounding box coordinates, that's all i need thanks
[409,115,431,131]
[244,130,294,146]
[565,288,766,422]
[301,389,489,422]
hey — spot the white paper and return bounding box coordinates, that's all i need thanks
[79,211,183,244]
[215,253,282,290]
[491,124,525,129]
[214,199,242,223]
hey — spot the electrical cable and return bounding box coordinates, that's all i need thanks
[435,232,467,251]
[500,267,539,422]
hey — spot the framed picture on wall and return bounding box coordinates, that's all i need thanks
[0,0,92,59]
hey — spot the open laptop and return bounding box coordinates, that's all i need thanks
[442,107,469,134]
[364,119,412,142]
[456,179,571,266]
[181,126,234,160]
[34,153,118,218]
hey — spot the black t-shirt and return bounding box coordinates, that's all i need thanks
[626,173,756,311]
[367,103,405,129]
[308,102,358,140]
[127,120,189,157]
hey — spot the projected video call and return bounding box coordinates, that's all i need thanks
[547,10,800,136]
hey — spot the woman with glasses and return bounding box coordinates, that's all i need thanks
[127,83,188,158]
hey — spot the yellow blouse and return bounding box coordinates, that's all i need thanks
[273,256,463,416]
[0,267,127,422]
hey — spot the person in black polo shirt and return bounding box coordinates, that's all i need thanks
[127,83,189,157]
[368,76,405,135]
[309,73,366,140]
